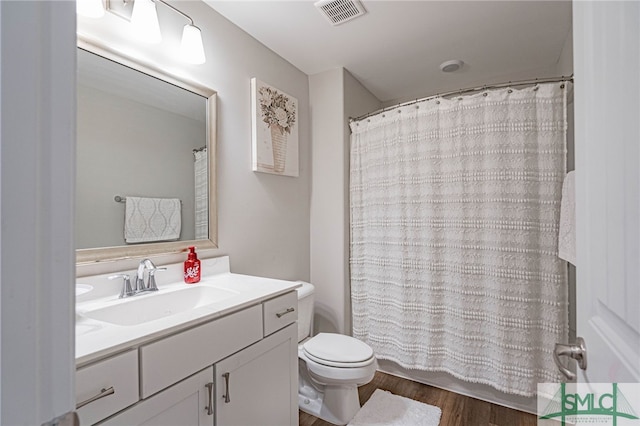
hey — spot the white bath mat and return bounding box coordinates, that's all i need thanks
[348,389,442,426]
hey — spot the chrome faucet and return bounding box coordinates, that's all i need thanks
[108,259,166,299]
[136,259,167,293]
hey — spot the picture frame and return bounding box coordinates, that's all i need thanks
[251,78,299,177]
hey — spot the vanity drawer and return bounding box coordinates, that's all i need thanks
[263,291,298,336]
[140,304,263,398]
[76,349,139,425]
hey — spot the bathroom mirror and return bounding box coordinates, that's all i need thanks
[76,40,217,263]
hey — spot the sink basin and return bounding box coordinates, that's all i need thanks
[79,286,238,326]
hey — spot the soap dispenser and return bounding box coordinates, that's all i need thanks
[184,246,201,284]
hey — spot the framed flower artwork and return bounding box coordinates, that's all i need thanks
[251,78,299,177]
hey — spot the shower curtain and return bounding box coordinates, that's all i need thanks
[194,147,208,240]
[350,83,569,397]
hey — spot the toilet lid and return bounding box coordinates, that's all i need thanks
[303,333,374,364]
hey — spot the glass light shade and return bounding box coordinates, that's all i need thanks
[77,0,105,18]
[180,24,206,65]
[130,0,162,44]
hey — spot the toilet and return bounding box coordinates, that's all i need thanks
[296,281,377,425]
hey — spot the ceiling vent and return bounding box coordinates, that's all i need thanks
[314,0,367,26]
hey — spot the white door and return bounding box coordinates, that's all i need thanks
[570,1,640,385]
[0,1,77,425]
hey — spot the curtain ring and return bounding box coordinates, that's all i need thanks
[483,92,488,97]
[560,83,565,89]
[508,89,513,94]
[436,100,440,104]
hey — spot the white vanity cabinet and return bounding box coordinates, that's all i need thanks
[77,290,299,426]
[214,323,298,426]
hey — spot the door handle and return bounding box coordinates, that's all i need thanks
[553,337,587,380]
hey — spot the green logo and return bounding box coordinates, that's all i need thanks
[539,383,639,425]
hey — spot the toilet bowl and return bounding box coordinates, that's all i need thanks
[296,282,377,425]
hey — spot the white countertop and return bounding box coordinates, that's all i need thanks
[76,256,300,366]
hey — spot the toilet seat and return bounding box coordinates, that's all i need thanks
[302,333,374,368]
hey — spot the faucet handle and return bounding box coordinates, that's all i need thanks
[108,274,134,299]
[135,259,152,292]
[146,267,167,292]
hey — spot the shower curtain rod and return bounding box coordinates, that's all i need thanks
[349,74,574,123]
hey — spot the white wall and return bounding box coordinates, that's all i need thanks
[309,68,380,334]
[76,0,310,281]
[556,26,573,78]
[309,69,344,334]
[343,71,383,334]
[555,27,577,343]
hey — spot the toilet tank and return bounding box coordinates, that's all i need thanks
[296,281,315,343]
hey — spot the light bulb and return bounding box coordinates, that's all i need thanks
[180,24,206,65]
[77,0,105,18]
[130,0,162,44]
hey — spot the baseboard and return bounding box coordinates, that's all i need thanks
[376,359,538,415]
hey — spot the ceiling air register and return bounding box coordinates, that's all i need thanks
[314,0,367,26]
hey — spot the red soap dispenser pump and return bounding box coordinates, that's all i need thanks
[184,246,201,284]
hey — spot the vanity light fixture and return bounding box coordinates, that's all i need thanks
[130,0,162,44]
[180,23,206,65]
[97,0,207,64]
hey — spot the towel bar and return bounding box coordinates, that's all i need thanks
[114,195,182,204]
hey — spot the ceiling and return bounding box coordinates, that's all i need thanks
[205,0,572,103]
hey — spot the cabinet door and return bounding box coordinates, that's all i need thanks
[215,324,298,426]
[100,367,214,426]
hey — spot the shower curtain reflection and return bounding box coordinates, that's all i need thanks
[194,147,208,240]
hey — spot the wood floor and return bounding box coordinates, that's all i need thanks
[299,371,537,426]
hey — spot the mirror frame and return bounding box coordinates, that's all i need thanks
[76,38,217,264]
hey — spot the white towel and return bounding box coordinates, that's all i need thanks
[124,197,181,243]
[558,171,576,265]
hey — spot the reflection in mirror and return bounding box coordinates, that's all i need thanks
[76,43,217,263]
